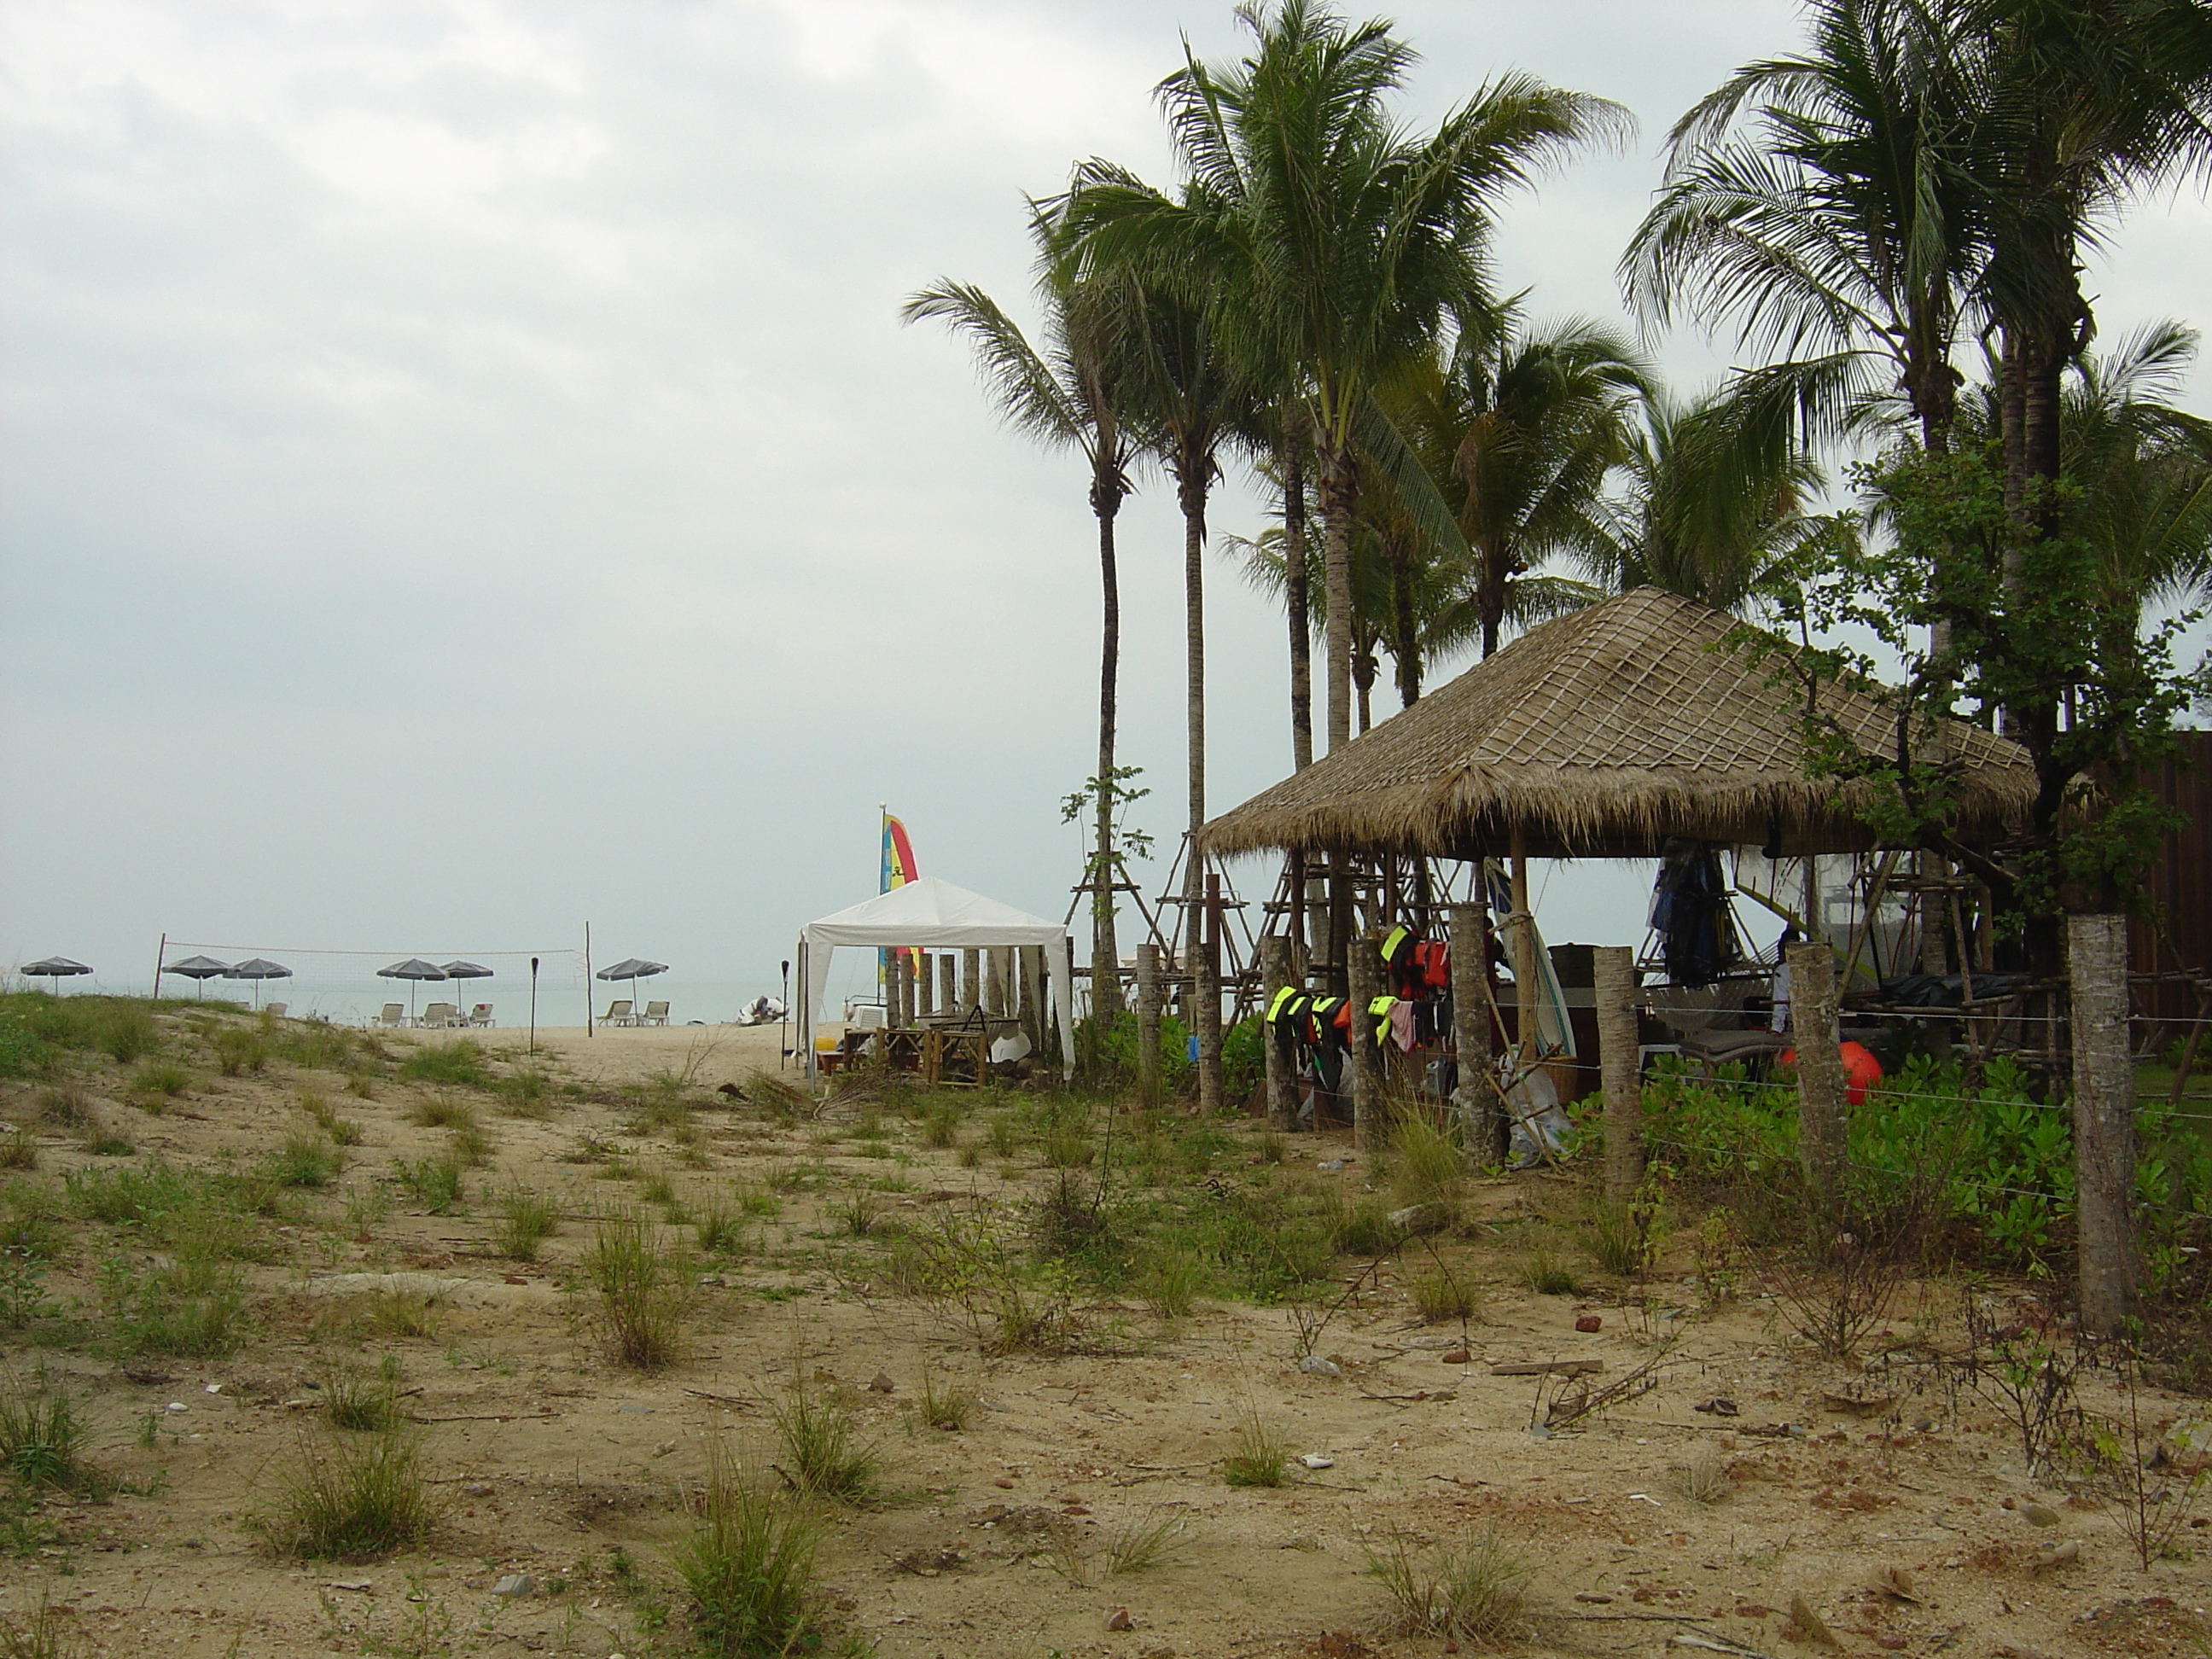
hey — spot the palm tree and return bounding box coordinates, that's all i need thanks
[1586,385,1854,614]
[901,244,1146,1015]
[1062,1,1627,756]
[1624,0,1988,454]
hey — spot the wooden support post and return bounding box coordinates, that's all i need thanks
[938,954,958,1017]
[1134,942,1162,1105]
[1595,945,1643,1202]
[987,949,1009,1017]
[1019,946,1045,1055]
[1447,904,1497,1157]
[1509,826,1537,1068]
[1260,935,1295,1130]
[961,949,980,1012]
[1787,941,1846,1224]
[2069,913,2139,1336]
[1348,928,1382,1152]
[1196,870,1224,1115]
[916,952,934,1020]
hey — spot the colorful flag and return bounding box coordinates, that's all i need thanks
[879,811,920,996]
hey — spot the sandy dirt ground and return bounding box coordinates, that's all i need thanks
[0,1005,2203,1659]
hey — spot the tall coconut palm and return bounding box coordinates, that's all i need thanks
[1062,1,1627,757]
[901,247,1146,1015]
[1969,0,2212,529]
[1586,385,1854,614]
[1624,0,1988,454]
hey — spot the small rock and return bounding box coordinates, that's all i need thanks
[1386,1203,1445,1235]
[1104,1606,1132,1632]
[1318,1159,1347,1172]
[203,1382,222,1394]
[1298,1355,1342,1377]
[869,1372,896,1394]
[461,1482,493,1497]
[2020,1503,2061,1527]
[166,1402,186,1413]
[325,1579,373,1593]
[1787,1592,1839,1649]
[492,1575,535,1598]
[1575,1592,1614,1604]
[1694,1396,1739,1416]
[992,1476,1015,1489]
[1298,1453,1334,1470]
[2030,1540,2080,1572]
[1575,1315,1602,1333]
[1440,1348,1470,1365]
[652,1441,676,1458]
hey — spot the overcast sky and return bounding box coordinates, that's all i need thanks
[4,1,2207,1014]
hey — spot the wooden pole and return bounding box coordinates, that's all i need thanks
[1787,941,1845,1224]
[1447,904,1497,1159]
[986,949,1008,1018]
[151,933,166,1004]
[1260,935,1295,1130]
[1348,928,1382,1152]
[937,954,958,1016]
[916,951,934,1020]
[1134,942,1162,1104]
[1196,870,1224,1115]
[2069,913,2139,1336]
[1595,945,1644,1202]
[1018,946,1045,1054]
[961,948,980,1012]
[1509,827,1536,1067]
[585,921,594,1038]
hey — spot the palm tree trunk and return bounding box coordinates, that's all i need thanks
[1318,441,1357,755]
[1091,491,1124,1016]
[1283,442,1314,773]
[1179,457,1221,1114]
[1390,552,1419,708]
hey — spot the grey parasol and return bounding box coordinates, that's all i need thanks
[161,955,230,999]
[21,958,90,995]
[223,957,293,1009]
[595,958,669,1017]
[377,958,448,1020]
[440,961,493,1022]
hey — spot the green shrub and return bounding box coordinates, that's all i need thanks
[322,1361,404,1433]
[300,1091,363,1145]
[99,1254,246,1356]
[131,1062,192,1103]
[1390,1113,1465,1223]
[409,1096,478,1130]
[693,1196,748,1257]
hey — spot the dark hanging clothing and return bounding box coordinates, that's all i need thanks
[1649,839,1738,988]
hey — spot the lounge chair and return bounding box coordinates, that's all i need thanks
[265,1002,287,1020]
[638,999,669,1027]
[421,1002,458,1029]
[375,1004,406,1029]
[599,998,633,1027]
[467,1004,493,1027]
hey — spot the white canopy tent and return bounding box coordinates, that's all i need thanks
[795,876,1075,1080]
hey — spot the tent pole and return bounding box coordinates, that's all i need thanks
[152,934,166,1003]
[585,922,594,1038]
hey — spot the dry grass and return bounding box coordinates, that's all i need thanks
[1368,1523,1531,1646]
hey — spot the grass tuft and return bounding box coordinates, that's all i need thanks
[584,1211,691,1371]
[1368,1523,1531,1645]
[1221,1405,1289,1488]
[0,1372,101,1493]
[916,1368,974,1432]
[494,1183,560,1260]
[262,1428,442,1558]
[675,1446,828,1659]
[269,1131,345,1188]
[771,1377,883,1502]
[1407,1256,1481,1324]
[1103,1507,1187,1575]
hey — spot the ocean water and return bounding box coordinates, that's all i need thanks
[21,964,892,1030]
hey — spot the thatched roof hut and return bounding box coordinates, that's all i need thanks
[1201,587,2034,862]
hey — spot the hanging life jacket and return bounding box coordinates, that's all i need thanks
[1366,993,1398,1052]
[1266,984,1312,1070]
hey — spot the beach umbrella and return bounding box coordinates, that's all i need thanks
[595,958,668,1013]
[440,961,492,1021]
[377,958,447,1020]
[222,957,293,1010]
[161,955,230,999]
[21,958,90,996]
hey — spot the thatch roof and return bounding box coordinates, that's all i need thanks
[1201,587,2035,861]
